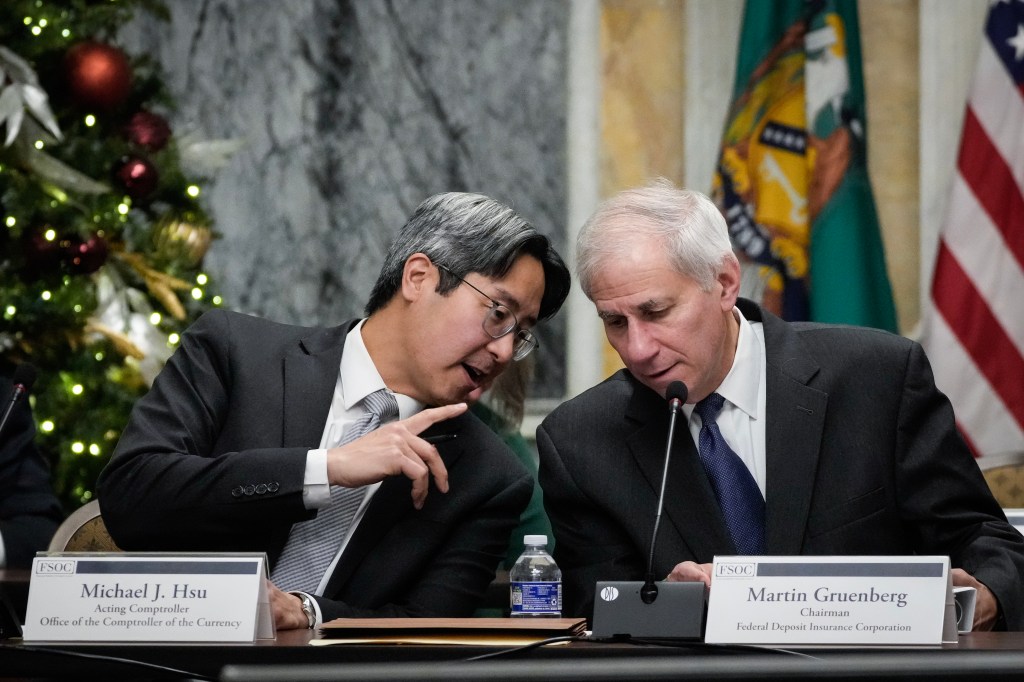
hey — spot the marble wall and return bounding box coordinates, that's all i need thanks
[121,0,569,398]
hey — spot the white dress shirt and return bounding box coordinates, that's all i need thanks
[683,307,768,498]
[300,319,422,597]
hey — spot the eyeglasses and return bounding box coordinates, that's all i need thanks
[436,264,538,361]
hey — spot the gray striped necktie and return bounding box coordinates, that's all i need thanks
[272,388,399,593]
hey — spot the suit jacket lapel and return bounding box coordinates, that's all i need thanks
[624,376,734,561]
[281,320,358,448]
[756,306,828,555]
[323,414,466,597]
[324,476,408,596]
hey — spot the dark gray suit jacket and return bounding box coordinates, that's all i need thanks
[0,375,63,567]
[537,299,1024,627]
[98,309,532,621]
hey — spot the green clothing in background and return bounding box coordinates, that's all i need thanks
[471,402,553,617]
[471,402,553,568]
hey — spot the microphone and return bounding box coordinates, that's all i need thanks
[591,379,706,640]
[0,363,37,442]
[641,380,688,604]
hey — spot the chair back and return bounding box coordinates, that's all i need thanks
[46,499,120,552]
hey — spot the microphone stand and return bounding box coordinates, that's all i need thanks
[0,382,29,442]
[641,382,687,604]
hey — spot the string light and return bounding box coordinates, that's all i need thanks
[7,1,225,514]
[49,186,68,204]
[212,296,223,305]
[3,0,230,516]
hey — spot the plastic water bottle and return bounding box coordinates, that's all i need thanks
[509,534,562,617]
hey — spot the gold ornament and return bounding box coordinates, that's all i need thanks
[151,212,213,267]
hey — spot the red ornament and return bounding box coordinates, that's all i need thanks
[65,233,109,274]
[126,111,171,151]
[64,41,133,112]
[113,155,159,200]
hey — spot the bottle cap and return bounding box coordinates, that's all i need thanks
[523,534,548,545]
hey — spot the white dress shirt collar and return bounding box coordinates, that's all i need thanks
[715,306,763,421]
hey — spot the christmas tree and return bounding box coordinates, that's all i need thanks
[0,0,222,511]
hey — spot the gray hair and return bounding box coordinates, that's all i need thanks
[365,192,570,320]
[576,180,735,298]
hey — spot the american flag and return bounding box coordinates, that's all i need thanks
[921,0,1024,469]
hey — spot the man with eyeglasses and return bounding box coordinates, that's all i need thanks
[98,192,570,629]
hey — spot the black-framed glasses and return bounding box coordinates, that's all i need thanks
[436,264,538,361]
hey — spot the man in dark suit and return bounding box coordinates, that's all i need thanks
[537,181,1024,631]
[98,192,570,629]
[0,374,63,568]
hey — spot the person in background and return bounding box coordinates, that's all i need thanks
[0,373,63,568]
[537,180,1024,630]
[475,355,554,569]
[471,356,555,617]
[98,191,571,629]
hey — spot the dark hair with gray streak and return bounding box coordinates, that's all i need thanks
[365,192,571,321]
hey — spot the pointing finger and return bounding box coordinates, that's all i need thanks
[404,403,468,435]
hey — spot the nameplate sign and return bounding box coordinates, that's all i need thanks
[22,553,274,642]
[704,556,952,645]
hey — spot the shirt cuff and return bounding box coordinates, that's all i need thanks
[303,448,330,510]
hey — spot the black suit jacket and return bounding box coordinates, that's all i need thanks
[0,376,63,568]
[98,309,532,620]
[537,299,1024,627]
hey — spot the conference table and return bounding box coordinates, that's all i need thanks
[6,567,1024,680]
[3,627,1024,680]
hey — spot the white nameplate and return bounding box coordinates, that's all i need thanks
[22,553,275,642]
[704,556,952,645]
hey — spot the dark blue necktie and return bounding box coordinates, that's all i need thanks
[693,392,765,555]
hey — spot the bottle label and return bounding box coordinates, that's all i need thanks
[510,581,562,616]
